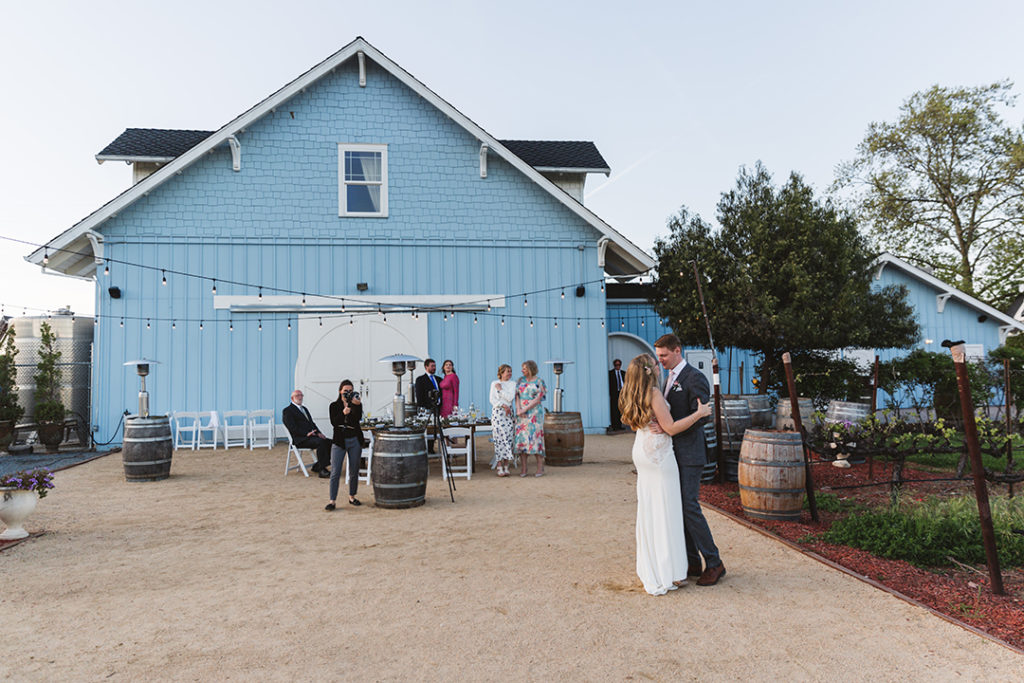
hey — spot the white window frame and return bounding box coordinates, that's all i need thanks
[338,143,388,217]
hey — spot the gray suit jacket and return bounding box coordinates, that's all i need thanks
[665,364,711,467]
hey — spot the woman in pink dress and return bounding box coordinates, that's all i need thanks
[439,359,460,418]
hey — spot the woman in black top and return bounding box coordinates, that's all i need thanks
[326,379,364,510]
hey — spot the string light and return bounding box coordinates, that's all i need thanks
[258,287,263,301]
[319,317,323,327]
[43,251,49,265]
[258,319,262,331]
[229,319,234,332]
[473,314,478,324]
[171,320,177,330]
[120,318,124,328]
[377,306,383,316]
[600,282,605,293]
[199,320,204,331]
[530,318,534,328]
[601,319,605,328]
[561,289,565,299]
[161,270,167,286]
[349,317,354,326]
[211,280,217,295]
[501,316,505,326]
[641,319,645,327]
[443,312,448,321]
[287,319,292,330]
[553,319,558,328]
[523,296,528,307]
[341,302,346,313]
[301,293,306,305]
[104,261,109,276]
[577,319,581,328]
[620,319,625,328]
[146,319,151,329]
[486,301,492,312]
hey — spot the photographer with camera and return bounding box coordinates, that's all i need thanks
[325,379,365,510]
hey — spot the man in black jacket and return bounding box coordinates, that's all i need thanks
[282,389,332,478]
[415,358,442,452]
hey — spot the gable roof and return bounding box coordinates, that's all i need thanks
[875,253,1024,343]
[29,37,652,277]
[96,128,214,162]
[95,129,611,175]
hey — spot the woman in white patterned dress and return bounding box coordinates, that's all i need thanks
[489,364,516,477]
[620,354,712,595]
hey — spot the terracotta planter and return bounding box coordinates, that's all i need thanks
[37,422,64,453]
[0,488,38,540]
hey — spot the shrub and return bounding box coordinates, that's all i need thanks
[33,322,65,423]
[0,327,23,423]
[878,349,1000,417]
[821,495,1024,568]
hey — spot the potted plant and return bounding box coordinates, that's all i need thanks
[33,322,66,452]
[0,326,24,452]
[0,468,54,540]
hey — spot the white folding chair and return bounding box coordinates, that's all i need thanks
[352,430,373,485]
[285,432,313,477]
[196,411,219,450]
[441,427,473,480]
[247,410,275,450]
[173,411,200,450]
[221,410,249,449]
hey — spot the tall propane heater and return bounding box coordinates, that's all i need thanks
[121,359,173,482]
[378,353,421,427]
[542,359,584,466]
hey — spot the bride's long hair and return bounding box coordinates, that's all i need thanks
[618,354,660,430]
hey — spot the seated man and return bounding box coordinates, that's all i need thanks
[282,389,332,478]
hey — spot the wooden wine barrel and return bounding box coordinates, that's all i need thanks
[743,394,773,428]
[122,415,173,482]
[738,430,806,521]
[775,397,814,431]
[720,399,751,453]
[543,411,583,466]
[700,422,718,483]
[372,428,428,509]
[825,401,871,464]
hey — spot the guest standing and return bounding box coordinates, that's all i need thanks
[514,360,547,477]
[608,358,625,432]
[440,359,460,418]
[326,380,364,510]
[489,364,516,477]
[415,358,442,453]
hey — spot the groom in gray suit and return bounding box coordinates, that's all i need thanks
[653,333,726,586]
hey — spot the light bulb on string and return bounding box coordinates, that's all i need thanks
[577,319,581,328]
[120,318,124,328]
[258,319,262,331]
[523,296,528,307]
[341,302,346,313]
[561,289,565,299]
[230,320,234,332]
[43,251,49,265]
[553,319,558,328]
[383,314,387,323]
[161,270,167,286]
[601,319,605,328]
[318,317,323,327]
[486,301,492,312]
[641,319,645,327]
[172,320,177,330]
[443,312,448,321]
[377,306,382,316]
[258,287,263,301]
[301,293,306,305]
[211,280,217,295]
[473,314,478,324]
[600,282,605,293]
[93,318,98,326]
[287,319,292,331]
[349,316,354,326]
[146,319,151,330]
[501,316,505,326]
[199,320,204,331]
[620,319,625,328]
[530,318,534,328]
[104,261,110,276]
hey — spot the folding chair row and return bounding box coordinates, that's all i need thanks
[286,429,375,480]
[170,410,277,450]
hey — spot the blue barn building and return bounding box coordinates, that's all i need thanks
[29,37,654,439]
[606,253,1024,408]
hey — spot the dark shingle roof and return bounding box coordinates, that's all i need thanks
[95,129,609,173]
[498,140,609,172]
[97,128,214,159]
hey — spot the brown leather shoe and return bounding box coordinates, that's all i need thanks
[696,563,726,586]
[687,565,703,578]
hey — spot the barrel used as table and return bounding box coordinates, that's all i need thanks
[720,399,751,453]
[700,422,718,483]
[738,430,806,521]
[371,428,428,509]
[122,415,173,482]
[775,397,814,431]
[543,411,583,467]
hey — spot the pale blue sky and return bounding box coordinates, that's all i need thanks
[2,0,1022,315]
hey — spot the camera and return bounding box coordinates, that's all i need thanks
[427,389,441,403]
[343,390,360,401]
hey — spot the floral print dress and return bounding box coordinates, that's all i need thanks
[513,377,547,455]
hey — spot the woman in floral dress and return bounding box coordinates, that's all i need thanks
[514,360,547,477]
[489,364,516,476]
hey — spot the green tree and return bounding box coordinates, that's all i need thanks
[652,163,919,390]
[33,322,65,423]
[0,327,24,423]
[836,81,1024,309]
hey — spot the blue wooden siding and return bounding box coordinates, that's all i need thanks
[90,58,614,440]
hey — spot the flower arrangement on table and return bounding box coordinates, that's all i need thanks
[0,468,55,498]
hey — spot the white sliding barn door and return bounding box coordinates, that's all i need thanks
[296,315,428,427]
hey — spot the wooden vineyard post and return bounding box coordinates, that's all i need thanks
[1004,358,1015,498]
[944,340,1005,595]
[782,352,819,522]
[870,354,879,480]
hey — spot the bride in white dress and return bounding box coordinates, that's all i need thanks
[620,354,712,595]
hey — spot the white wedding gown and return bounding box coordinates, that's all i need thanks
[632,426,688,595]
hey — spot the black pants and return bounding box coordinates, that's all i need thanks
[609,391,623,430]
[295,435,332,470]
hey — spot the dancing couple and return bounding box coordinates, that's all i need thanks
[619,334,727,595]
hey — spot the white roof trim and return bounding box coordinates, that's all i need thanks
[874,253,1024,333]
[28,36,653,275]
[96,155,174,164]
[536,166,611,176]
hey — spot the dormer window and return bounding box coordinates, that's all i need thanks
[339,143,388,217]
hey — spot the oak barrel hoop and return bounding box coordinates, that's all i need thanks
[543,412,583,467]
[775,397,814,431]
[720,399,751,453]
[371,428,428,509]
[123,415,173,482]
[738,430,806,521]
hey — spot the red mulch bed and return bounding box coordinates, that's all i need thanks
[700,457,1024,651]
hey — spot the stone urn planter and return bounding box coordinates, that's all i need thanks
[0,488,38,540]
[37,421,64,453]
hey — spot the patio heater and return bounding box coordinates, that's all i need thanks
[544,359,575,413]
[124,359,160,417]
[406,360,417,405]
[378,353,422,427]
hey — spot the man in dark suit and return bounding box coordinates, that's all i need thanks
[608,358,625,432]
[653,333,725,586]
[415,358,442,452]
[282,389,332,478]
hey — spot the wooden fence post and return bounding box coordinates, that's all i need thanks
[783,352,819,522]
